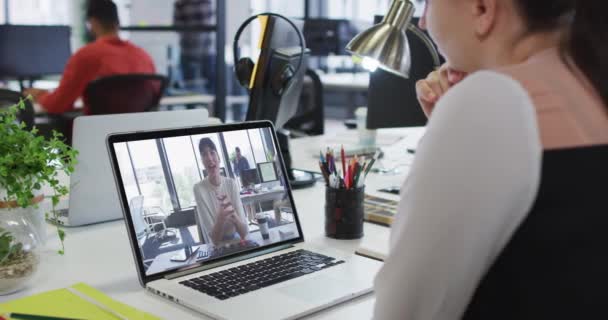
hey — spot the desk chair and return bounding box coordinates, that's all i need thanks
[84,74,168,115]
[463,145,608,319]
[129,195,176,242]
[284,69,324,137]
[0,89,34,129]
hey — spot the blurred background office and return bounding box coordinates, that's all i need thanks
[0,0,430,127]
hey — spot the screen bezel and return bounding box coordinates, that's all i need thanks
[106,121,305,285]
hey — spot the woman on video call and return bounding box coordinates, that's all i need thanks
[374,0,608,319]
[194,138,249,245]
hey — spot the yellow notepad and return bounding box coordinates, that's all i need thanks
[0,283,160,320]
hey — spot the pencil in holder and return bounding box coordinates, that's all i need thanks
[325,186,365,239]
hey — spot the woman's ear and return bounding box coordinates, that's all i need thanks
[471,0,498,38]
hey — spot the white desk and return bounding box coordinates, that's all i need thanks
[1,127,424,319]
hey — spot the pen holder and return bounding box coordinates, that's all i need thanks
[325,186,365,239]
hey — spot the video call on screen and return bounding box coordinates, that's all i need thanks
[113,127,300,276]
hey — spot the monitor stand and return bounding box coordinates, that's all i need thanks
[277,129,316,189]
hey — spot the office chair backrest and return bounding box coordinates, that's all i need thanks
[463,145,608,320]
[283,69,324,136]
[0,89,34,129]
[83,74,168,115]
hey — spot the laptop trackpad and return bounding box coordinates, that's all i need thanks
[278,275,352,304]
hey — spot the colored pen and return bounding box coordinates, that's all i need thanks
[341,146,346,181]
[6,313,82,320]
[319,161,330,185]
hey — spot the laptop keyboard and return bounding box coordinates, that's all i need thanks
[179,249,344,300]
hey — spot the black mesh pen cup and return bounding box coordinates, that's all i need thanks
[325,186,365,239]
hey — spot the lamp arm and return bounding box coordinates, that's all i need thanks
[407,24,442,68]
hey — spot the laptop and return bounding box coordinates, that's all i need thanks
[106,121,382,320]
[51,109,211,226]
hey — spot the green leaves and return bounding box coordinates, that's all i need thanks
[0,228,25,266]
[0,98,78,254]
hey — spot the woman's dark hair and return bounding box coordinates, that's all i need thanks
[514,1,608,108]
[86,0,120,29]
[199,138,218,154]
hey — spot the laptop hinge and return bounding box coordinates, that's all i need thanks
[164,244,295,280]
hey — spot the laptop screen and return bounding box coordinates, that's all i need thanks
[108,122,303,278]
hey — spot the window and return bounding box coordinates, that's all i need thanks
[0,0,5,24]
[114,143,140,204]
[223,131,255,174]
[163,136,202,209]
[248,129,268,164]
[8,0,70,25]
[127,139,173,214]
[250,0,304,18]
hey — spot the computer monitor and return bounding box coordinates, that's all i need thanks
[366,17,443,129]
[257,162,278,183]
[303,19,357,56]
[240,168,261,187]
[244,15,316,188]
[0,25,71,80]
[246,16,308,129]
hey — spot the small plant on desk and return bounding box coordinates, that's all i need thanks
[0,98,77,294]
[0,99,77,254]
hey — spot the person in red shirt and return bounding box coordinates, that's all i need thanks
[24,0,156,114]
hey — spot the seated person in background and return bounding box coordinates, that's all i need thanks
[23,0,155,114]
[232,147,250,177]
[194,138,249,245]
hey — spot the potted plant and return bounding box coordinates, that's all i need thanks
[0,99,77,295]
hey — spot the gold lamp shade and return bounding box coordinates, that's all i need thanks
[346,0,416,78]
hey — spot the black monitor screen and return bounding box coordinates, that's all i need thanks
[240,168,260,187]
[0,25,71,79]
[303,19,357,56]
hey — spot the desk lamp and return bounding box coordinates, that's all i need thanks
[346,0,440,78]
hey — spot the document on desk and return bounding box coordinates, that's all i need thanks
[0,283,160,320]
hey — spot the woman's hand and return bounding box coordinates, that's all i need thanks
[216,194,236,224]
[416,64,467,117]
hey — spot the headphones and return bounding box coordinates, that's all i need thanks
[233,13,306,96]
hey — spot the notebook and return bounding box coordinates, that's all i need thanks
[0,283,160,320]
[363,194,399,226]
[355,230,390,261]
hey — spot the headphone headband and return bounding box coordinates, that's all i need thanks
[232,12,306,84]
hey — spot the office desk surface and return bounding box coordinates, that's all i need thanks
[1,127,424,319]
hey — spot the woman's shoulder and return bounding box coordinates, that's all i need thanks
[438,70,534,119]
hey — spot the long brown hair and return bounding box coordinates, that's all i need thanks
[515,1,608,108]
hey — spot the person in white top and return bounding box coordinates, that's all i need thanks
[193,138,249,246]
[373,0,608,319]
